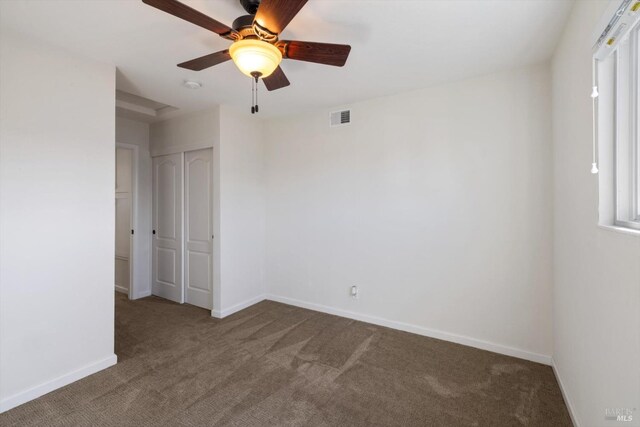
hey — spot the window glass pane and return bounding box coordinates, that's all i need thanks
[635,26,640,220]
[616,38,632,223]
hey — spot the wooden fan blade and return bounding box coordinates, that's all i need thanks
[177,50,230,71]
[263,66,290,91]
[278,40,351,67]
[142,0,236,39]
[253,0,308,35]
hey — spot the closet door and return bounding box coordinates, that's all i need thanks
[184,148,213,310]
[152,153,183,303]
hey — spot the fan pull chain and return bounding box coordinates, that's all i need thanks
[249,73,261,115]
[251,78,255,114]
[255,80,259,113]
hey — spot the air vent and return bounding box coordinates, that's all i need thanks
[330,109,351,127]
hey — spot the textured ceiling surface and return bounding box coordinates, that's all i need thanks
[0,0,574,118]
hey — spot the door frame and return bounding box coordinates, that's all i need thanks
[150,144,218,313]
[116,142,139,300]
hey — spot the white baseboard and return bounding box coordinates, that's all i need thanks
[114,285,128,294]
[212,294,266,319]
[551,358,580,427]
[0,354,117,414]
[266,294,552,366]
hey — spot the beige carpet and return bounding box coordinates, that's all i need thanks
[0,293,572,426]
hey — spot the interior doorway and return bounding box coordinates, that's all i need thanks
[115,144,137,298]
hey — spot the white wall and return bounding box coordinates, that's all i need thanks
[217,105,266,316]
[150,107,220,157]
[0,32,117,411]
[149,106,266,317]
[551,1,640,426]
[264,63,554,363]
[116,117,152,299]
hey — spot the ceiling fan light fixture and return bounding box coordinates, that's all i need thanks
[229,39,282,78]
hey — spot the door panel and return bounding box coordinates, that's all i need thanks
[115,195,131,257]
[184,148,213,309]
[115,194,131,293]
[116,148,132,194]
[152,153,183,303]
[188,252,210,291]
[157,161,177,239]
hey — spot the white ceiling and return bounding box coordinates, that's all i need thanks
[0,0,574,119]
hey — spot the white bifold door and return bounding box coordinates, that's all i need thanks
[153,153,183,303]
[184,149,213,309]
[152,148,213,310]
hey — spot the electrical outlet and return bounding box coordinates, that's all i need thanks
[350,285,358,298]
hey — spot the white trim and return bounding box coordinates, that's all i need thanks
[151,142,213,158]
[207,292,552,364]
[211,143,222,316]
[598,223,640,237]
[0,354,117,413]
[552,358,580,427]
[179,151,185,304]
[212,294,266,318]
[265,294,552,366]
[116,99,157,118]
[114,285,129,294]
[116,142,139,301]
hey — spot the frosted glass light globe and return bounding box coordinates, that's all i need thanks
[229,39,282,78]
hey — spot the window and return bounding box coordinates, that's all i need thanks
[595,1,640,231]
[613,21,640,229]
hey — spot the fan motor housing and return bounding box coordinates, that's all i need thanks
[239,0,260,15]
[232,14,255,33]
[232,14,262,40]
[232,13,278,42]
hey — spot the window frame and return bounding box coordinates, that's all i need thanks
[613,21,640,231]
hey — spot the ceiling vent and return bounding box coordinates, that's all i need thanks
[330,109,351,127]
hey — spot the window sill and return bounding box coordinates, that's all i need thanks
[598,224,640,237]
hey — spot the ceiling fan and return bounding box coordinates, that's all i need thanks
[142,0,352,96]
